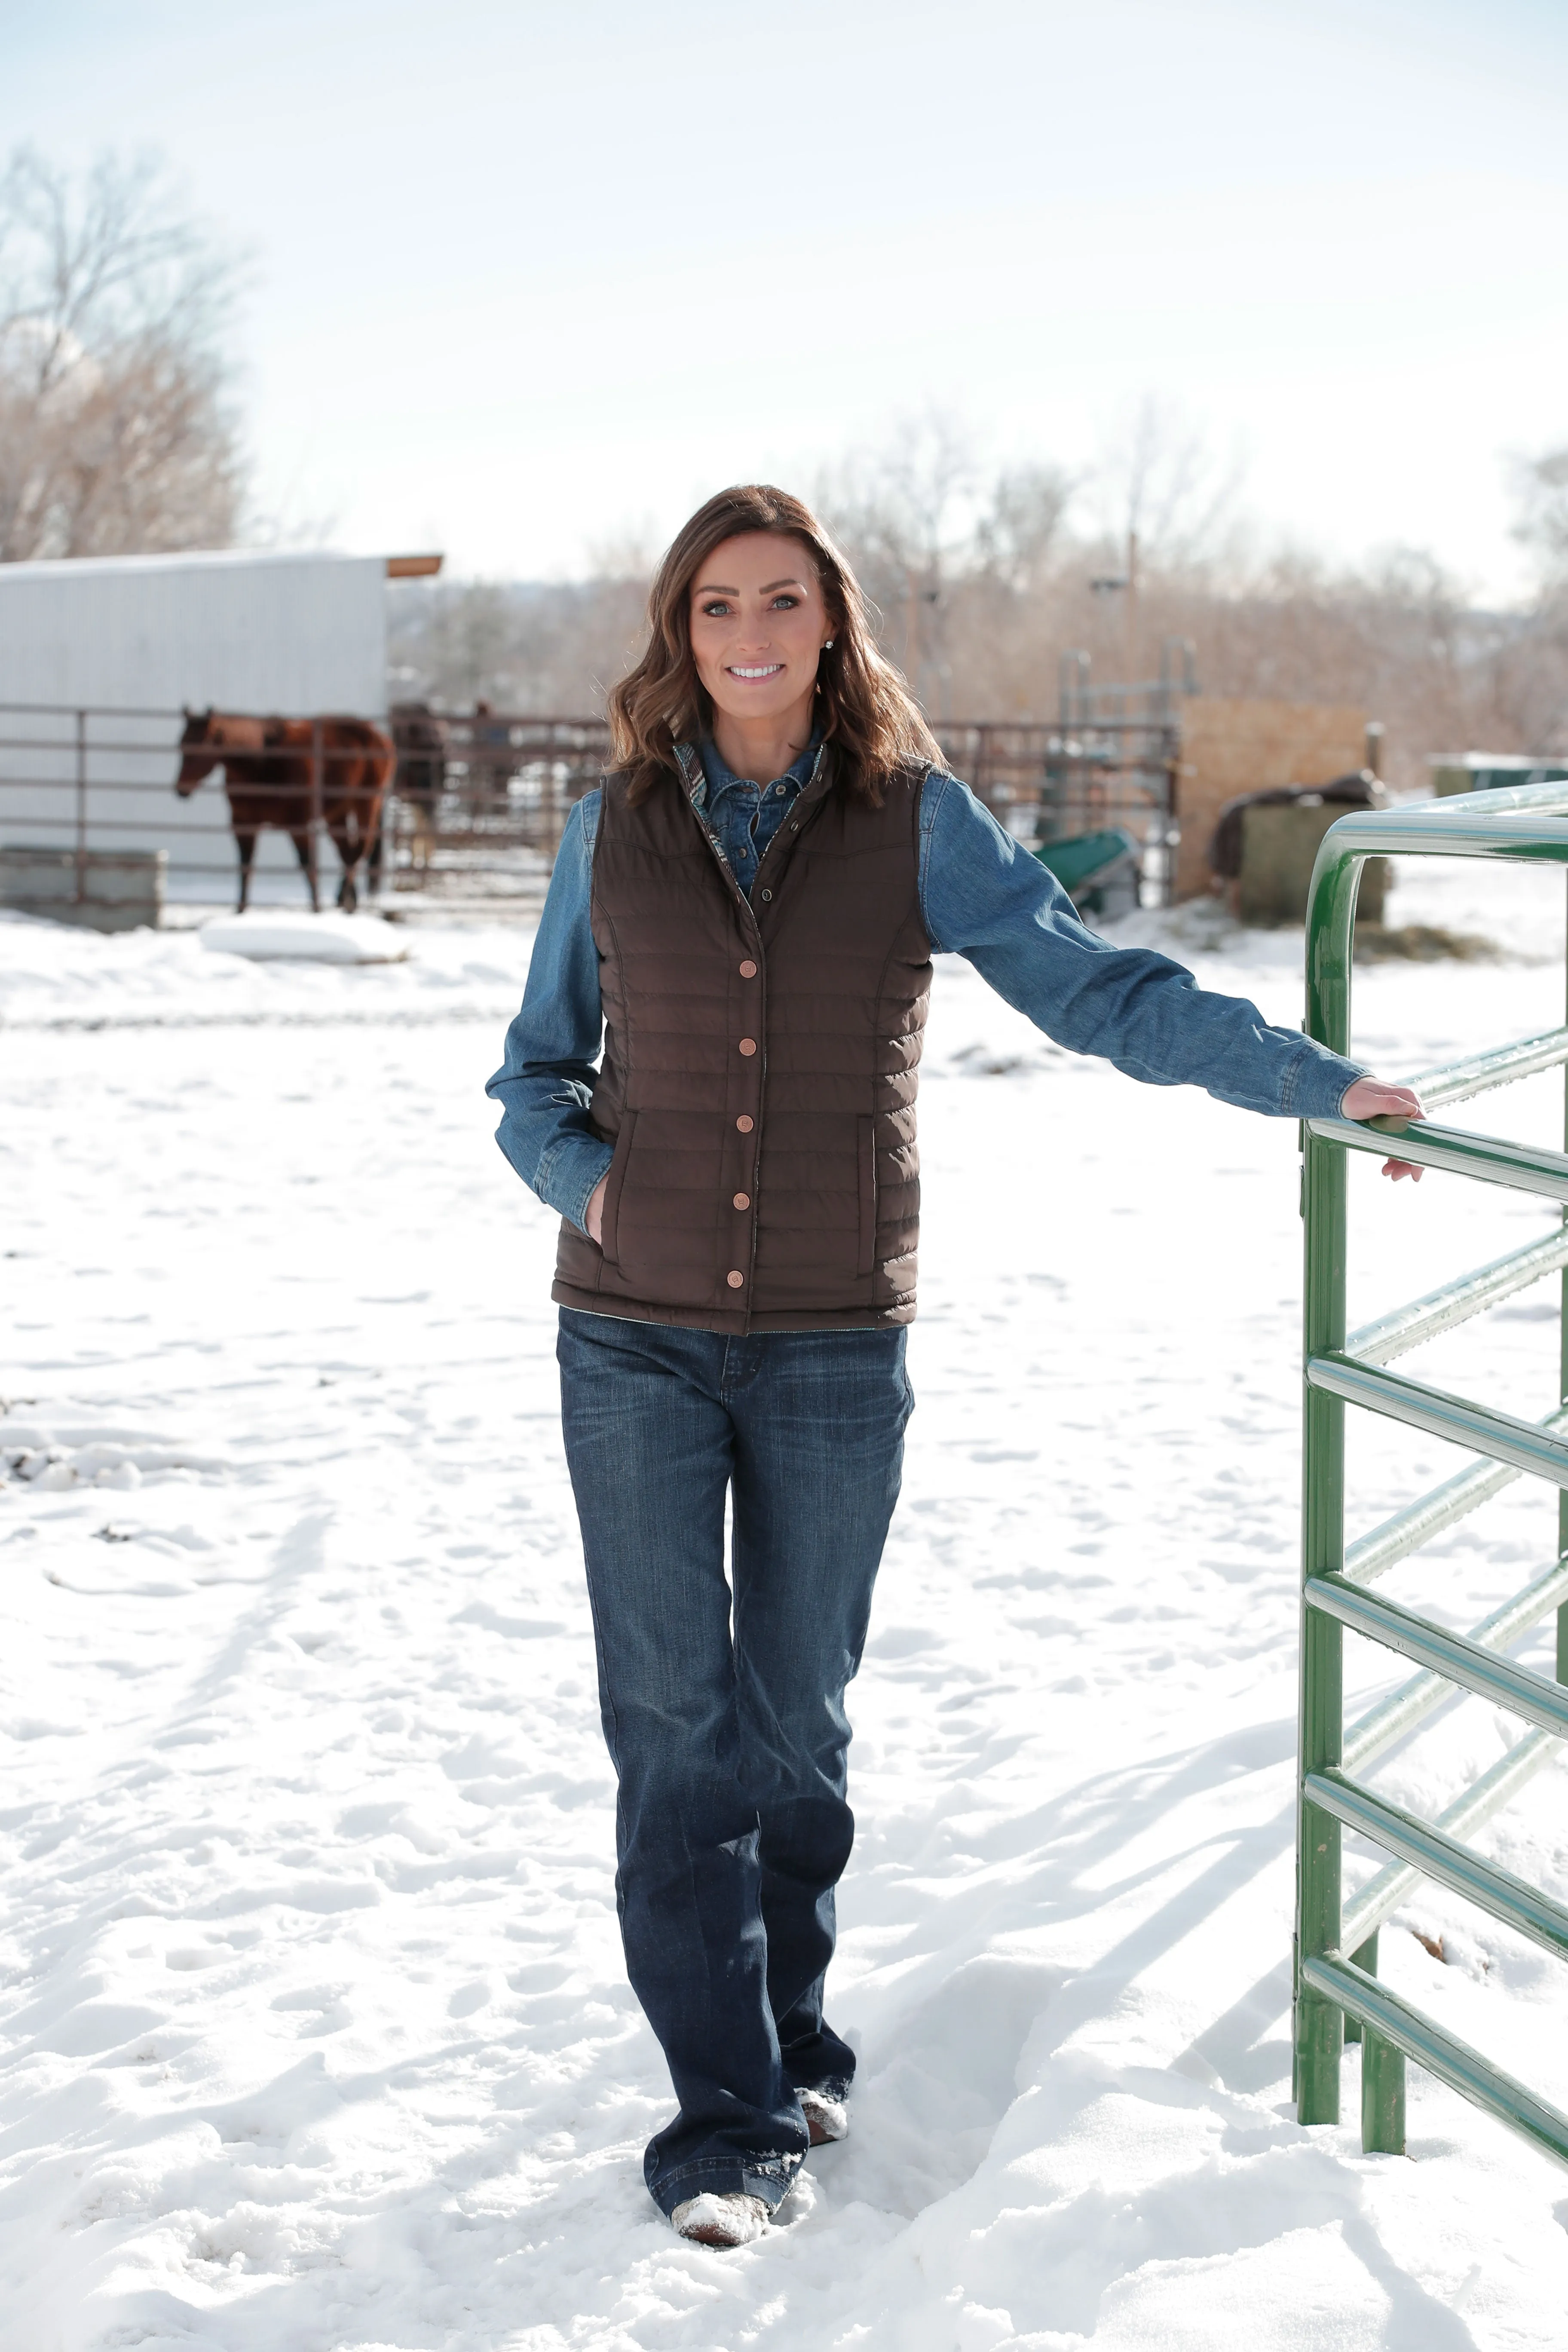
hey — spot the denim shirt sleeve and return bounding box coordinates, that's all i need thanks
[484,792,615,1233]
[917,772,1367,1118]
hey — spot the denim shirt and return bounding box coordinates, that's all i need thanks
[692,731,821,896]
[487,759,1366,1234]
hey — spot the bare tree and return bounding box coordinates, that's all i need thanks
[0,147,245,561]
[818,418,1077,717]
[974,462,1075,594]
[388,413,1568,786]
[388,572,651,714]
[1512,445,1568,582]
[815,413,986,709]
[1087,393,1246,574]
[1498,447,1568,751]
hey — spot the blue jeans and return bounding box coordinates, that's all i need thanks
[556,1308,913,2218]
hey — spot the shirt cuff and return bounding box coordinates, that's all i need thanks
[1279,1042,1369,1119]
[537,1135,616,1234]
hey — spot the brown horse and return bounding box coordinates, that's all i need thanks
[175,710,395,913]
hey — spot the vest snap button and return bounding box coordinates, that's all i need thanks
[738,960,757,978]
[735,1115,754,1133]
[733,1192,750,1210]
[726,1270,745,1288]
[760,888,772,901]
[738,1037,757,1056]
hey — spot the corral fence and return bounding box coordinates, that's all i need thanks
[1297,776,1568,2170]
[0,693,1182,921]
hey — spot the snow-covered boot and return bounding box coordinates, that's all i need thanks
[671,2191,770,2248]
[799,2088,849,2146]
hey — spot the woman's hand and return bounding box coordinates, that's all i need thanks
[1340,1077,1427,1182]
[585,1175,608,1245]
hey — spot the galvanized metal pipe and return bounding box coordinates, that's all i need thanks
[1410,1027,1568,1111]
[1306,1572,1568,1741]
[1308,1353,1568,1490]
[1343,1557,1568,1774]
[1308,1764,1568,1962]
[1361,2009,1406,2156]
[1384,781,1568,824]
[1348,1230,1568,1366]
[1347,1453,1528,1585]
[1301,1951,1568,2168]
[1299,784,1568,2159]
[1305,1113,1568,1207]
[1297,1104,1350,2124]
[1342,1728,1561,1953]
[1319,796,1568,854]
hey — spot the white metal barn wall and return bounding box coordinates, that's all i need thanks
[0,551,389,901]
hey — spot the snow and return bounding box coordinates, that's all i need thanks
[199,913,411,965]
[3,853,1568,2350]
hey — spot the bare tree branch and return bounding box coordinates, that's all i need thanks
[0,146,246,561]
[1512,445,1568,583]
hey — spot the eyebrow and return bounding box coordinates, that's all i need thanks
[693,577,810,597]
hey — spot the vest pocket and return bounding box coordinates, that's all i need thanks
[857,1115,876,1278]
[599,1111,637,1268]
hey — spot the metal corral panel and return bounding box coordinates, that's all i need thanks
[0,551,389,904]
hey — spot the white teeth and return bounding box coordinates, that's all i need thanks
[729,665,781,678]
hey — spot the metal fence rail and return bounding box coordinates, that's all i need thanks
[934,716,1180,895]
[0,703,413,911]
[0,703,612,913]
[1296,776,1568,2166]
[0,702,1185,919]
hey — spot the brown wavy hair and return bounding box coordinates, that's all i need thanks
[606,484,941,806]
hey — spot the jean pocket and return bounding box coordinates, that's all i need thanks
[857,1115,876,1279]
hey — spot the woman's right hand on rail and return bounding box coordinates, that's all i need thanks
[1340,1077,1426,1181]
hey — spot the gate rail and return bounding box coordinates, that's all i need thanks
[1297,777,1568,2165]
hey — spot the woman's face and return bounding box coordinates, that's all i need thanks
[688,532,835,732]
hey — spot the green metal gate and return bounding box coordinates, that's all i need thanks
[1295,777,1568,2164]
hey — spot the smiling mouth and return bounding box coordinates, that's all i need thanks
[726,664,784,680]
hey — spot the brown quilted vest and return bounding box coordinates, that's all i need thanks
[551,746,932,1332]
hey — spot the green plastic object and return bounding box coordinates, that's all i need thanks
[1034,828,1140,918]
[1296,777,1568,2168]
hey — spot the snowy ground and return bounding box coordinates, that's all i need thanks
[3,856,1568,2351]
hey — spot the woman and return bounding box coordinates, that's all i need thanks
[487,484,1420,2248]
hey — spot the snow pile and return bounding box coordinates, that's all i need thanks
[0,906,528,1029]
[199,910,410,964]
[3,857,1568,2348]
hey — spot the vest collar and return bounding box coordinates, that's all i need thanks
[672,740,706,806]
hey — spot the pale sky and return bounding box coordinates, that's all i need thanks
[6,0,1568,598]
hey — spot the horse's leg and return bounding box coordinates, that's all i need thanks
[236,830,257,913]
[291,829,319,913]
[330,814,359,913]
